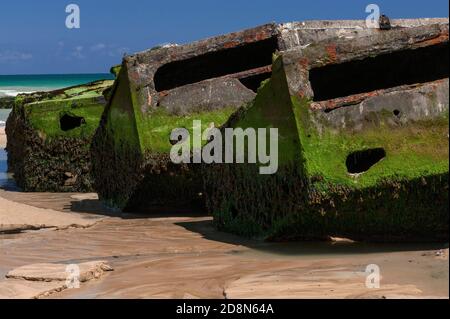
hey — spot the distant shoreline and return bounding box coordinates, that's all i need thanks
[0,73,114,103]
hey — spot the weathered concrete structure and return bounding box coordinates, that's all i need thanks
[205,22,449,241]
[92,24,278,211]
[6,79,114,192]
[92,18,448,214]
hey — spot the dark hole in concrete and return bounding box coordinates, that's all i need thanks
[310,43,449,101]
[346,148,386,174]
[60,114,85,131]
[230,205,238,219]
[393,109,401,117]
[238,72,272,93]
[154,37,278,92]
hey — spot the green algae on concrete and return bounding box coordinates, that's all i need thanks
[91,62,240,212]
[110,65,122,78]
[204,33,449,242]
[6,79,114,192]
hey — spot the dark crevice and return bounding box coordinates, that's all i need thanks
[154,37,278,92]
[310,43,449,102]
[238,72,272,93]
[230,205,239,219]
[60,114,85,131]
[346,148,386,174]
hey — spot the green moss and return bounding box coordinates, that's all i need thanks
[205,55,449,242]
[106,64,237,154]
[229,58,303,167]
[230,55,448,189]
[110,65,122,78]
[20,81,112,140]
[92,63,244,211]
[25,99,105,140]
[134,107,236,153]
[292,97,449,189]
[7,79,113,192]
[105,64,141,151]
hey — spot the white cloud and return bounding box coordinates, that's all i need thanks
[90,43,106,52]
[55,41,65,57]
[0,51,33,63]
[88,43,129,57]
[71,46,85,59]
[59,43,130,61]
[108,46,130,57]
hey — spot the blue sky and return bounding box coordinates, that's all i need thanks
[0,0,448,75]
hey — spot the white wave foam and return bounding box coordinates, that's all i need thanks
[0,121,5,127]
[0,89,36,97]
[0,86,53,98]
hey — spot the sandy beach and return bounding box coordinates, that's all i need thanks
[0,129,448,299]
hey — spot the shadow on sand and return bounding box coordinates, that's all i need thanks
[71,198,210,219]
[63,195,450,256]
[175,219,449,257]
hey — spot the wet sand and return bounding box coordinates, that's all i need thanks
[0,129,448,299]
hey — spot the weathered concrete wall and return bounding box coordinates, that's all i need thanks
[92,18,449,216]
[6,80,113,192]
[127,24,279,113]
[91,24,280,211]
[118,18,448,115]
[204,23,449,242]
[277,18,449,49]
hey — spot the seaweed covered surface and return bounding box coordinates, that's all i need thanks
[203,40,449,242]
[6,80,113,192]
[91,20,449,214]
[91,64,237,212]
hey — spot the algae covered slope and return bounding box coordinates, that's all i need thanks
[90,19,448,213]
[91,62,237,212]
[204,24,449,242]
[90,24,287,212]
[6,79,113,192]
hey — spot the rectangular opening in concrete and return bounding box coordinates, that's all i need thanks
[309,43,449,102]
[238,72,272,92]
[154,37,278,92]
